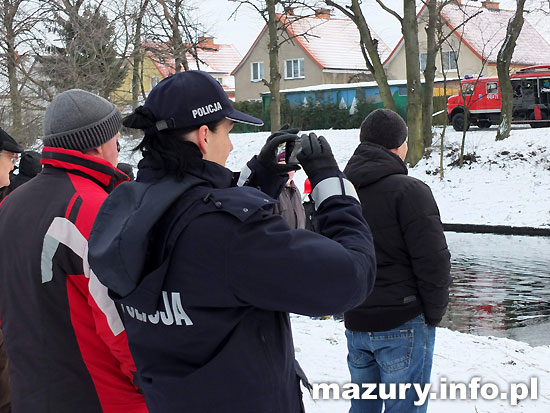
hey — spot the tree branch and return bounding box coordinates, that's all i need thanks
[375,0,402,23]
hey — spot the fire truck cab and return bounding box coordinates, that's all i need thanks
[447,65,550,131]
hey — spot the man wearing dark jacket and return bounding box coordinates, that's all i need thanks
[0,90,147,413]
[343,109,451,413]
[88,70,377,413]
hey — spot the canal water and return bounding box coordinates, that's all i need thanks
[441,232,550,347]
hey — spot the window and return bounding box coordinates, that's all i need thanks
[462,83,475,96]
[285,59,305,79]
[486,82,498,94]
[442,51,458,71]
[419,53,428,72]
[251,62,264,82]
[398,87,407,96]
[150,76,159,89]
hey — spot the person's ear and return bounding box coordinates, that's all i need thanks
[84,146,102,158]
[196,125,209,155]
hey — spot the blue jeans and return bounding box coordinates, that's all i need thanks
[346,314,436,413]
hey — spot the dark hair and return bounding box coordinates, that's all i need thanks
[133,119,224,179]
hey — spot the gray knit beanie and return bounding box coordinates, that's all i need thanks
[360,109,408,149]
[43,89,122,152]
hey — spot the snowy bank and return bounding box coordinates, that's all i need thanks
[224,125,550,229]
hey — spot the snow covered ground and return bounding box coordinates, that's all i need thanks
[119,124,550,412]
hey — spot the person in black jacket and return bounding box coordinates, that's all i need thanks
[87,70,377,413]
[1,151,42,200]
[273,151,306,229]
[343,109,451,413]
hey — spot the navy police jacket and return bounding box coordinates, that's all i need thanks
[88,147,376,413]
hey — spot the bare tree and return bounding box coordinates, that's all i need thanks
[495,0,526,141]
[325,0,398,112]
[0,0,45,143]
[421,0,438,148]
[230,1,324,131]
[149,0,191,72]
[374,0,423,165]
[141,0,217,95]
[130,0,150,109]
[421,1,482,149]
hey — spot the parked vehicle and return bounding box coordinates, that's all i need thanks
[447,65,550,131]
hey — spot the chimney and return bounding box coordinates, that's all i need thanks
[481,1,499,10]
[284,7,295,16]
[315,8,331,19]
[198,37,214,46]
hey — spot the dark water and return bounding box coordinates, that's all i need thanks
[440,232,550,347]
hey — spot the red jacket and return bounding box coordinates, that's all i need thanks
[0,147,147,413]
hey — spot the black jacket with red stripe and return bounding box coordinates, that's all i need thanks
[0,147,147,413]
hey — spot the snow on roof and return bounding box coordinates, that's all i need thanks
[233,15,391,74]
[284,16,391,71]
[441,3,550,65]
[145,40,242,79]
[260,76,460,95]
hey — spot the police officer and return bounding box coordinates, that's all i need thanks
[88,70,376,413]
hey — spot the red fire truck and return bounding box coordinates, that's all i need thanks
[447,65,550,131]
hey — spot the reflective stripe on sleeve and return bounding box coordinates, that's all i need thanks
[311,177,359,210]
[237,164,252,187]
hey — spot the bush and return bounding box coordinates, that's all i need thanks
[278,99,380,131]
[231,101,264,133]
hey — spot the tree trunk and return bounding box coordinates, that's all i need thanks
[132,0,149,109]
[421,0,437,148]
[496,0,526,141]
[403,0,423,165]
[267,0,280,132]
[3,2,22,138]
[349,0,397,112]
[326,0,397,112]
[173,0,189,72]
[154,0,189,72]
[438,42,448,181]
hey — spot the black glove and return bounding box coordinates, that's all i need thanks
[296,133,338,178]
[257,125,301,174]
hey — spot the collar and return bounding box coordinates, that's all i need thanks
[41,146,128,192]
[136,146,234,189]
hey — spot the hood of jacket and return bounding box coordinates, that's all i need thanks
[344,142,408,188]
[88,147,235,307]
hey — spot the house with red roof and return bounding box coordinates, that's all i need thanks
[384,1,550,81]
[231,9,391,102]
[113,37,242,110]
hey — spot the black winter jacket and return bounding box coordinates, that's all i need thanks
[343,142,451,331]
[88,147,376,413]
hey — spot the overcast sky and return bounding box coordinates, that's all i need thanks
[196,0,549,57]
